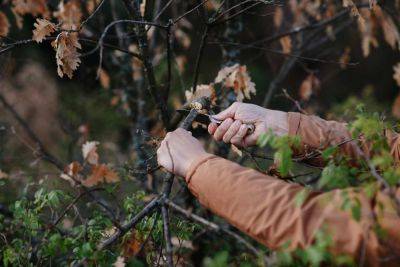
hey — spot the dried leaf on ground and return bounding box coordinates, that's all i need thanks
[215,64,256,102]
[54,0,82,30]
[299,73,320,101]
[82,141,99,165]
[52,32,81,78]
[0,11,10,37]
[83,164,119,187]
[32,18,56,43]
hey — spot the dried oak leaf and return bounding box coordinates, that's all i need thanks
[54,0,82,30]
[60,161,82,186]
[357,9,378,57]
[52,32,81,78]
[83,164,119,187]
[215,64,256,102]
[299,73,320,101]
[32,18,56,43]
[185,84,216,106]
[374,6,400,51]
[82,141,99,165]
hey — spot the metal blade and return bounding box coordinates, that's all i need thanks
[176,109,221,125]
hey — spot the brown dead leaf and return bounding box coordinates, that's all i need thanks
[343,0,362,19]
[82,141,99,165]
[12,0,50,19]
[52,32,81,78]
[280,36,292,54]
[32,18,56,43]
[123,231,144,257]
[215,64,256,102]
[374,6,400,51]
[99,68,111,89]
[83,164,119,187]
[358,9,378,57]
[185,84,216,105]
[54,0,82,30]
[392,94,400,119]
[0,11,10,37]
[299,73,320,101]
[60,161,82,186]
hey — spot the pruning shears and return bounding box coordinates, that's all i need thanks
[176,109,255,135]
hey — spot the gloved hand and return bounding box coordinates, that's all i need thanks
[157,128,211,177]
[208,102,289,147]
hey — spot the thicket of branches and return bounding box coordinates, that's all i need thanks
[1,0,400,266]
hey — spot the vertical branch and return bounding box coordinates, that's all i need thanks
[161,204,174,267]
[165,21,173,104]
[191,25,209,93]
[122,0,170,126]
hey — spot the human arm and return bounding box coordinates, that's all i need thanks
[209,103,400,166]
[157,130,400,265]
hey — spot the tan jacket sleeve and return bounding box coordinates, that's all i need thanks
[186,156,400,267]
[287,112,400,166]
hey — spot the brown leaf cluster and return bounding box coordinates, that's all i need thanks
[32,18,56,43]
[51,32,81,78]
[12,0,49,28]
[60,141,120,187]
[215,64,256,102]
[0,11,10,37]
